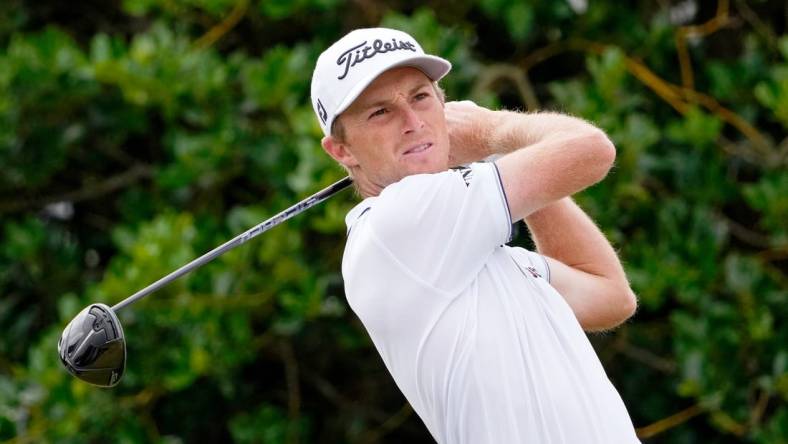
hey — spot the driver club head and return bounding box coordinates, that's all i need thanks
[58,303,126,387]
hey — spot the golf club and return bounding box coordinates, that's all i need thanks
[58,176,353,387]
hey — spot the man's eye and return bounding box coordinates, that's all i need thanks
[369,108,387,119]
[415,92,430,100]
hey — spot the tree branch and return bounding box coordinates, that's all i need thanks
[617,341,677,374]
[280,339,301,444]
[519,38,779,165]
[358,403,413,444]
[193,0,248,50]
[734,0,780,49]
[0,163,153,214]
[716,211,774,248]
[636,403,704,439]
[674,0,731,90]
[471,63,540,111]
[299,365,391,424]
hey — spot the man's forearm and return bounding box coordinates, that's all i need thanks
[498,112,622,276]
[444,103,605,167]
[491,111,615,221]
[525,198,628,282]
[445,102,636,328]
[526,198,637,330]
[494,111,635,320]
[487,111,602,156]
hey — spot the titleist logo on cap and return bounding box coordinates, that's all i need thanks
[336,38,417,80]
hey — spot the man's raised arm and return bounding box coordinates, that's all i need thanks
[445,101,637,330]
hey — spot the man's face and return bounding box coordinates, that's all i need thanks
[322,67,450,196]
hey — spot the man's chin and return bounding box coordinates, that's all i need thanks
[402,158,449,177]
[359,160,449,195]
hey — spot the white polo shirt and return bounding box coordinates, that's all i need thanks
[342,162,640,444]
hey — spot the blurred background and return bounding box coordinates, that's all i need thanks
[1,0,786,442]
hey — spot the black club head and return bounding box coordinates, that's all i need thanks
[58,303,126,387]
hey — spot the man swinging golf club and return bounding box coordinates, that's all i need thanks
[312,28,640,443]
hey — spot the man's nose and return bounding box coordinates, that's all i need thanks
[401,103,425,134]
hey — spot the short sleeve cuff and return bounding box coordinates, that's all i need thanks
[471,162,513,244]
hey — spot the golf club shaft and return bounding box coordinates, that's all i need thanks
[111,176,353,312]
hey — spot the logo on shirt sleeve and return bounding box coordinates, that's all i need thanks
[510,255,544,280]
[452,166,474,187]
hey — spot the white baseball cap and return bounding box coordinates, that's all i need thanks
[310,27,452,136]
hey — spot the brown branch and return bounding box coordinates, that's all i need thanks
[674,0,731,90]
[94,141,137,165]
[756,245,788,262]
[300,364,424,443]
[193,0,248,50]
[523,39,692,113]
[300,365,392,424]
[749,388,771,427]
[301,365,352,408]
[358,403,414,444]
[636,403,704,439]
[351,0,384,24]
[734,0,780,49]
[472,63,540,111]
[711,409,748,436]
[716,212,774,248]
[719,137,771,165]
[280,340,301,444]
[521,40,596,72]
[518,38,777,163]
[251,329,277,352]
[780,137,788,163]
[119,386,165,409]
[762,262,788,290]
[140,410,161,442]
[1,429,42,444]
[115,387,165,442]
[617,341,677,374]
[675,32,695,90]
[0,163,153,213]
[679,87,773,155]
[622,56,690,114]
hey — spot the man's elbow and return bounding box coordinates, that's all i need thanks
[580,284,638,332]
[608,285,638,327]
[587,130,617,180]
[619,287,638,320]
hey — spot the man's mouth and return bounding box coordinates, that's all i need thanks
[403,143,432,155]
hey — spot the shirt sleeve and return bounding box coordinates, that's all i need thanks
[367,162,512,292]
[508,247,551,283]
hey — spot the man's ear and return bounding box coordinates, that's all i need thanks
[321,136,359,168]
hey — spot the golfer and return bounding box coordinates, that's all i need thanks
[311,27,640,443]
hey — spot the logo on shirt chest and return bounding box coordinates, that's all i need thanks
[525,266,542,279]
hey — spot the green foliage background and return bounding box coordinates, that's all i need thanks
[1,0,786,442]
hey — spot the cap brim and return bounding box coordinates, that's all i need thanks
[331,55,452,127]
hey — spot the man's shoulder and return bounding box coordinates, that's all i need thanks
[374,166,481,205]
[351,164,494,227]
[374,169,466,216]
[344,170,456,242]
[381,168,458,195]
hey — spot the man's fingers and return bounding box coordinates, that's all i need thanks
[444,100,479,114]
[445,101,480,127]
